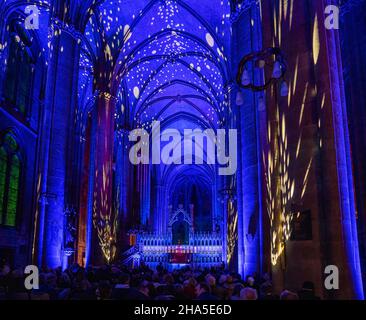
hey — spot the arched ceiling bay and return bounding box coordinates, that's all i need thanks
[82,0,232,131]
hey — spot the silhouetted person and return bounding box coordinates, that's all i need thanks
[297,281,321,300]
[239,287,258,300]
[260,283,279,300]
[111,273,147,300]
[196,282,218,300]
[96,280,112,300]
[280,290,299,300]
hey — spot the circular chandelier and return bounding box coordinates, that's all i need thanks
[236,47,289,100]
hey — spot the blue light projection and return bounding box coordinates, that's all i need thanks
[2,0,364,299]
[72,0,236,265]
[0,0,256,274]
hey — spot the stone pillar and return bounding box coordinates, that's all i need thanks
[91,92,117,264]
[234,21,262,279]
[116,128,132,248]
[139,164,151,227]
[260,0,364,299]
[231,3,263,278]
[340,1,366,294]
[313,0,363,299]
[36,19,81,269]
[153,184,166,234]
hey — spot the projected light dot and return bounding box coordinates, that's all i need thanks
[133,86,140,99]
[206,33,215,47]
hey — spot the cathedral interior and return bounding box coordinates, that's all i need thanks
[0,0,366,300]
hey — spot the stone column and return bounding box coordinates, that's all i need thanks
[340,1,366,294]
[36,18,81,269]
[153,184,166,234]
[91,92,117,264]
[139,164,151,227]
[259,0,364,299]
[116,127,132,248]
[232,4,263,277]
[313,0,363,299]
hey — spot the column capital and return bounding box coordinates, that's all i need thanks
[51,17,83,42]
[96,91,118,103]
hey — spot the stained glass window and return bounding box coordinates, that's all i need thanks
[0,148,6,222]
[6,156,20,226]
[0,134,21,227]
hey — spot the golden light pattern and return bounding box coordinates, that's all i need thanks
[226,198,238,265]
[92,93,119,264]
[262,0,316,266]
[312,14,320,66]
[264,103,313,266]
[92,183,119,263]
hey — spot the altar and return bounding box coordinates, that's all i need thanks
[125,207,223,269]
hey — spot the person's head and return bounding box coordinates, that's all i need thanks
[55,266,62,275]
[118,273,130,285]
[187,277,197,287]
[58,273,71,288]
[163,273,174,285]
[232,272,242,282]
[139,280,150,297]
[261,283,273,296]
[147,283,156,298]
[70,263,80,274]
[280,290,299,300]
[46,273,57,288]
[218,274,227,285]
[97,280,112,300]
[233,283,245,296]
[226,275,233,284]
[174,284,184,295]
[0,257,7,268]
[152,272,160,283]
[240,287,258,300]
[196,282,211,296]
[246,276,255,286]
[205,274,216,287]
[262,273,270,282]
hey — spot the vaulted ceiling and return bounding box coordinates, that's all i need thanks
[80,0,232,132]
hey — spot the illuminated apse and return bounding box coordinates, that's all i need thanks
[0,0,365,299]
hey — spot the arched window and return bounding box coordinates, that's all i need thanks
[3,26,34,116]
[0,134,21,227]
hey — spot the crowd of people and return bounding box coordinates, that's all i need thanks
[0,259,320,300]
